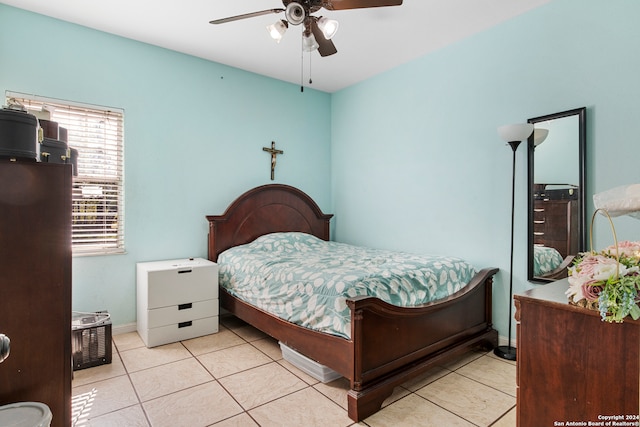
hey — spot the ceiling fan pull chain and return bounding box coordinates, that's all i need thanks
[300,35,304,92]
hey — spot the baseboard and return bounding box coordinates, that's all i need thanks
[112,322,137,336]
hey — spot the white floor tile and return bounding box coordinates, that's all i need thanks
[77,327,517,426]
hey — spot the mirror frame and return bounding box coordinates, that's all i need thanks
[527,107,587,283]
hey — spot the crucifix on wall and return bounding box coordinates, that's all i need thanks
[262,141,283,180]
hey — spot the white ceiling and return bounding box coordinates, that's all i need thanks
[1,0,551,93]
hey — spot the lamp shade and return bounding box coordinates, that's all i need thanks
[498,123,534,143]
[533,128,549,147]
[593,184,640,219]
[267,20,288,43]
[302,32,319,52]
[317,17,339,39]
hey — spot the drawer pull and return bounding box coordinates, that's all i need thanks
[177,269,192,274]
[178,303,193,310]
[178,321,193,328]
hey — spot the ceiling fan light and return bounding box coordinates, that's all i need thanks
[302,33,319,52]
[267,20,288,43]
[285,2,305,26]
[317,17,339,39]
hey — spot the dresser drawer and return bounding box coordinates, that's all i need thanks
[147,299,219,328]
[533,220,545,233]
[145,316,219,347]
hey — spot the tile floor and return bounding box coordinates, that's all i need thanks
[71,316,517,427]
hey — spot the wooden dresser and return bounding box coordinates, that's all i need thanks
[514,280,639,427]
[533,198,579,258]
[0,161,72,427]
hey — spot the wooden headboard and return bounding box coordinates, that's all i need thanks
[206,184,333,261]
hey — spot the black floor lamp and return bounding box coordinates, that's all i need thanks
[494,123,534,361]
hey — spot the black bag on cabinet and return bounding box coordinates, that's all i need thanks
[69,147,78,176]
[0,106,39,160]
[39,119,59,140]
[40,137,70,164]
[40,138,79,176]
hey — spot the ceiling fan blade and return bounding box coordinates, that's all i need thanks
[209,9,284,25]
[322,0,402,10]
[310,19,337,57]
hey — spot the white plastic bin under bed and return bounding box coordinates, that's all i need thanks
[279,342,341,383]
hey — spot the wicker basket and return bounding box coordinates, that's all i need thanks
[72,311,112,371]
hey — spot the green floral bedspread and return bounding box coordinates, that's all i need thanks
[533,245,564,276]
[218,232,476,339]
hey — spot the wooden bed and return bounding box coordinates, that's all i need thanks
[206,184,499,422]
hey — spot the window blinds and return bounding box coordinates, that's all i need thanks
[6,92,125,255]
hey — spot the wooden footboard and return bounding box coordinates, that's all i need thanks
[346,267,498,421]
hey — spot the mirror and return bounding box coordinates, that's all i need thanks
[527,107,586,282]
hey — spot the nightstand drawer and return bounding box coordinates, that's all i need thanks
[138,258,218,309]
[147,299,219,328]
[145,316,219,347]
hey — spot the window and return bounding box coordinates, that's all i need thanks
[6,92,125,255]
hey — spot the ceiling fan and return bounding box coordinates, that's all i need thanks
[209,0,403,57]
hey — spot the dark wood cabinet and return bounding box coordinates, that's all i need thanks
[0,161,72,427]
[533,198,579,258]
[515,280,640,427]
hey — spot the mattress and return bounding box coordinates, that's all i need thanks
[218,232,476,339]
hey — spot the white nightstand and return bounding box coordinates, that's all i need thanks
[136,257,219,347]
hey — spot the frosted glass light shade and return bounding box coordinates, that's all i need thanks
[317,17,339,39]
[498,123,534,143]
[302,33,319,52]
[533,128,549,147]
[267,20,288,43]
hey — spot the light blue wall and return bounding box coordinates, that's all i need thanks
[0,5,332,327]
[331,0,640,340]
[534,115,579,185]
